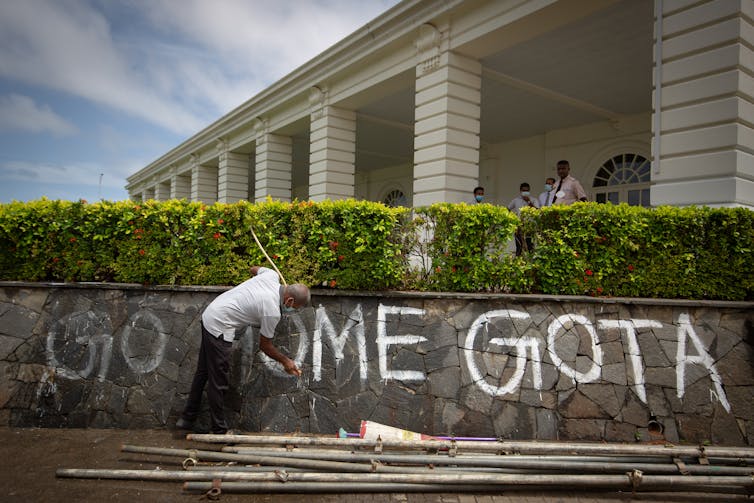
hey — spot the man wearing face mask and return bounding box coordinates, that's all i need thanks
[507,182,539,256]
[176,266,310,434]
[473,186,485,203]
[538,177,557,207]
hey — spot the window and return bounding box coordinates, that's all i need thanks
[592,153,651,207]
[382,189,407,207]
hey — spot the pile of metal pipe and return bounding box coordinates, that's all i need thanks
[54,432,754,497]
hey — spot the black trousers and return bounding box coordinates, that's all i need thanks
[514,229,532,256]
[181,322,233,433]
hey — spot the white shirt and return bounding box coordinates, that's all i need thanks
[202,267,281,342]
[538,190,554,207]
[552,175,588,205]
[507,194,539,215]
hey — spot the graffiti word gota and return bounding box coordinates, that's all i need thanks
[46,303,730,412]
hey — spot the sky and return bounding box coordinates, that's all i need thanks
[0,0,401,203]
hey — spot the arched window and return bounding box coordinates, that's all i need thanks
[592,153,651,207]
[382,188,407,207]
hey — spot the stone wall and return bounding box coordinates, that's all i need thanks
[1,283,752,445]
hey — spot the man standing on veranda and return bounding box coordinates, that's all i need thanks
[176,266,310,434]
[552,160,588,205]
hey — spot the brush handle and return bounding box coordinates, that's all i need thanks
[250,225,287,286]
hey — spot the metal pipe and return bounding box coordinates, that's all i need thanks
[189,465,306,472]
[187,463,533,475]
[187,434,754,459]
[221,446,754,476]
[339,428,497,442]
[183,479,749,495]
[184,481,500,493]
[227,447,675,465]
[56,468,754,489]
[121,444,406,473]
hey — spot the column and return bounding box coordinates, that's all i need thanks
[171,172,191,200]
[190,155,218,203]
[413,24,481,206]
[309,98,356,201]
[155,180,171,201]
[217,139,250,203]
[255,133,293,202]
[652,0,754,208]
[142,187,155,201]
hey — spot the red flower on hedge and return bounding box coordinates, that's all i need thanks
[338,255,344,262]
[596,287,604,295]
[139,249,145,256]
[217,219,224,225]
[585,269,593,276]
[69,237,76,243]
[329,279,337,288]
[628,264,634,272]
[213,232,221,240]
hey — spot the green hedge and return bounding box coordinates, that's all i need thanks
[0,199,408,289]
[1,198,752,300]
[521,203,754,300]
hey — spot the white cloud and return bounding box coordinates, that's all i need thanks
[0,94,78,136]
[0,0,402,203]
[0,0,399,137]
[0,0,207,135]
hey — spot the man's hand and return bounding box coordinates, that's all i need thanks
[283,359,302,376]
[259,335,302,376]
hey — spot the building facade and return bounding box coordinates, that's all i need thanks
[126,0,754,210]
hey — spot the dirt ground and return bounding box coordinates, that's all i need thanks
[0,427,750,503]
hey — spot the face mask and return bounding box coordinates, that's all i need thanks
[521,191,530,197]
[283,299,295,313]
[544,184,553,191]
[475,195,483,202]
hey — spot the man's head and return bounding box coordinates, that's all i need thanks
[545,177,556,187]
[556,160,570,179]
[473,186,484,202]
[519,182,530,193]
[282,283,310,311]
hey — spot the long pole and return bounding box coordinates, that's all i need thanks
[121,444,402,473]
[221,446,754,476]
[57,467,754,490]
[186,434,754,459]
[250,224,287,285]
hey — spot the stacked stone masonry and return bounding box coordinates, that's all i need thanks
[1,283,752,445]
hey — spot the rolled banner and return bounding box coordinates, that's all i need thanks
[359,420,437,441]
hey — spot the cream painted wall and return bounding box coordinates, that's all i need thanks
[487,136,547,206]
[356,163,413,205]
[490,113,651,205]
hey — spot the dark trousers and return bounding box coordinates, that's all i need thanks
[514,229,532,256]
[181,322,233,433]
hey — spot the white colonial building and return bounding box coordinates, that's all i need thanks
[126,0,754,209]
